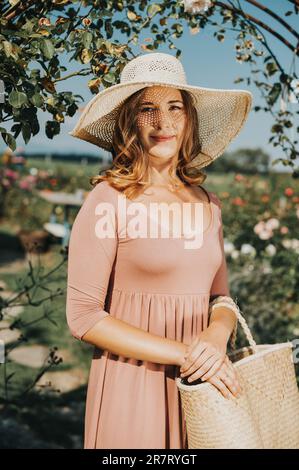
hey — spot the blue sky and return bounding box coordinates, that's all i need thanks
[1,1,298,172]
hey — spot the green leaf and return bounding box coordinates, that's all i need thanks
[68,31,76,45]
[266,62,279,76]
[284,120,293,129]
[103,72,115,83]
[105,19,113,39]
[147,4,162,17]
[11,123,22,138]
[271,124,283,134]
[267,82,281,106]
[45,120,60,139]
[21,122,31,144]
[40,39,55,59]
[8,90,27,108]
[3,41,13,57]
[173,23,183,34]
[30,117,40,136]
[82,31,93,49]
[2,132,16,151]
[80,48,93,64]
[30,93,44,107]
[234,77,244,84]
[67,103,77,117]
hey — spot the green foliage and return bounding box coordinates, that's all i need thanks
[210,147,270,174]
[0,0,298,175]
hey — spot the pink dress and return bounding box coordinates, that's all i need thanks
[66,180,230,449]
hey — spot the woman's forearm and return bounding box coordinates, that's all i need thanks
[208,305,237,344]
[82,315,188,367]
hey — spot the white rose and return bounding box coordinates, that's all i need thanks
[265,244,276,256]
[224,240,235,255]
[241,244,256,257]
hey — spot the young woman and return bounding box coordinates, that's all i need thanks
[66,52,252,449]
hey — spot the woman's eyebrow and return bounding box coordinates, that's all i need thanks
[140,100,184,105]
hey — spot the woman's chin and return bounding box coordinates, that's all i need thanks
[148,146,178,159]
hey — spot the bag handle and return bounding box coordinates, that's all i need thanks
[210,296,258,354]
[230,297,258,354]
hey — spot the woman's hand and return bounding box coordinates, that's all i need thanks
[180,324,228,383]
[205,356,243,399]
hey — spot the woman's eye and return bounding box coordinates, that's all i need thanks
[140,106,183,113]
[140,107,154,113]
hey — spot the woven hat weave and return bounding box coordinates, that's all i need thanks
[69,52,253,170]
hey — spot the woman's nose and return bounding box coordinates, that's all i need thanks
[154,109,175,129]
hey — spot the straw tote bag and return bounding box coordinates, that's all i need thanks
[176,308,299,449]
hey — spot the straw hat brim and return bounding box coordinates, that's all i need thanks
[68,80,252,170]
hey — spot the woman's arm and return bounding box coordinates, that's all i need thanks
[208,194,237,343]
[207,306,237,346]
[66,183,188,367]
[82,316,187,366]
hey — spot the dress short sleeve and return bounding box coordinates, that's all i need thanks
[66,181,118,341]
[209,192,231,298]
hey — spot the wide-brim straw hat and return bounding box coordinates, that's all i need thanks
[69,52,253,170]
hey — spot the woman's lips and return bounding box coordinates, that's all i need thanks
[151,136,175,142]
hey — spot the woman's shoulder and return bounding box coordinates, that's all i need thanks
[73,180,118,227]
[208,191,222,207]
[87,179,120,203]
[198,185,222,209]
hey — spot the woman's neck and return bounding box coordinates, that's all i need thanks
[148,165,184,191]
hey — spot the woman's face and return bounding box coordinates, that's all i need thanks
[136,86,187,162]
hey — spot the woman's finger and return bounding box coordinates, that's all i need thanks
[186,355,224,383]
[180,340,208,372]
[181,348,223,380]
[181,346,216,375]
[207,375,234,400]
[182,352,216,381]
[217,365,242,397]
[199,355,226,381]
[228,365,243,394]
[223,358,243,391]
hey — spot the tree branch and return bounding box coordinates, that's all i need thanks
[215,1,299,55]
[287,0,299,8]
[3,0,37,21]
[244,0,299,41]
[53,69,90,83]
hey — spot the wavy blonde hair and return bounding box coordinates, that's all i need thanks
[90,86,209,200]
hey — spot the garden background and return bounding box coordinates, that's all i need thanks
[0,0,298,449]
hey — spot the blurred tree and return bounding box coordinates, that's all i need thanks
[209,147,270,173]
